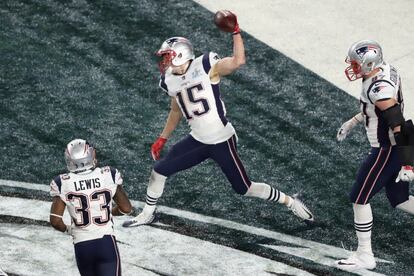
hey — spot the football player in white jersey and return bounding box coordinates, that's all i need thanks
[50,139,132,276]
[335,40,414,271]
[123,11,314,228]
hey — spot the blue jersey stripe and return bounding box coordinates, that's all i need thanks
[160,74,168,91]
[54,175,62,193]
[110,167,117,183]
[211,83,228,126]
[202,52,211,74]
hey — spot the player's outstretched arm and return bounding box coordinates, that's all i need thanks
[159,98,182,139]
[337,112,363,141]
[112,185,133,216]
[151,98,182,160]
[50,196,71,234]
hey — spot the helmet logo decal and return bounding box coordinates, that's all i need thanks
[356,46,377,58]
[166,38,179,46]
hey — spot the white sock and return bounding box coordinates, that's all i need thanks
[142,170,167,215]
[244,182,288,205]
[353,203,373,255]
[396,196,414,215]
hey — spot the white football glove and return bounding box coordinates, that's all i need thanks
[396,166,414,182]
[337,113,363,142]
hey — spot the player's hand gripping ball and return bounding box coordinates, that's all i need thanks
[214,10,240,34]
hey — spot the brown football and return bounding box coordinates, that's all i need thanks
[214,10,237,33]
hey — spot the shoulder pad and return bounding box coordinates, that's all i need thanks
[367,80,395,104]
[202,52,220,74]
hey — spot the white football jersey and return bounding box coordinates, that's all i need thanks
[159,52,235,144]
[50,166,122,244]
[360,63,404,147]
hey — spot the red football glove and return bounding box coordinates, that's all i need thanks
[232,12,240,35]
[151,137,168,161]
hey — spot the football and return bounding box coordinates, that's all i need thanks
[214,10,237,33]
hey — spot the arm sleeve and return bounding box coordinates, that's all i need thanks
[368,81,396,104]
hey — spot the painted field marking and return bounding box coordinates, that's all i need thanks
[0,179,389,275]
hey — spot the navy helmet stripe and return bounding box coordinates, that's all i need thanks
[110,167,117,183]
[160,74,168,91]
[202,52,211,74]
[212,84,228,126]
[54,175,62,193]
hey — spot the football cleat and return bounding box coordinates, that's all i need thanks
[335,251,376,271]
[288,196,314,222]
[122,211,157,227]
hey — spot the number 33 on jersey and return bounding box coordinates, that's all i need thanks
[50,166,122,244]
[159,52,236,144]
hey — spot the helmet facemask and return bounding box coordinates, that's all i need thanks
[345,57,363,81]
[345,40,383,81]
[156,37,195,75]
[156,50,176,74]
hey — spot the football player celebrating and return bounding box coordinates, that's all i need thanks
[49,139,132,276]
[123,11,314,228]
[336,40,414,271]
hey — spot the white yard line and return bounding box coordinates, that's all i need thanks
[0,179,387,275]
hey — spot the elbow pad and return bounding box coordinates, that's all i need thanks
[382,104,405,129]
[395,120,414,166]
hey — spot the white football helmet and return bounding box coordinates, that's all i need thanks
[64,139,97,173]
[345,40,383,81]
[156,37,195,74]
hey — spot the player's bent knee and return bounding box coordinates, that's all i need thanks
[389,194,409,208]
[147,170,167,198]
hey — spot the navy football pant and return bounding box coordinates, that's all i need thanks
[74,235,121,276]
[154,134,252,195]
[350,146,409,207]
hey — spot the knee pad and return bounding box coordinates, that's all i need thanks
[396,195,414,213]
[147,170,167,198]
[389,192,409,208]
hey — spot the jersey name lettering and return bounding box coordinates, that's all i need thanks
[74,178,101,191]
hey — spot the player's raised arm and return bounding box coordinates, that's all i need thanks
[210,11,245,81]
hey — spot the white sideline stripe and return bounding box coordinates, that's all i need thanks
[0,179,50,192]
[0,179,388,275]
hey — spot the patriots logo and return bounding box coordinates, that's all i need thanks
[192,68,201,79]
[372,83,387,93]
[356,45,378,58]
[166,38,179,46]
